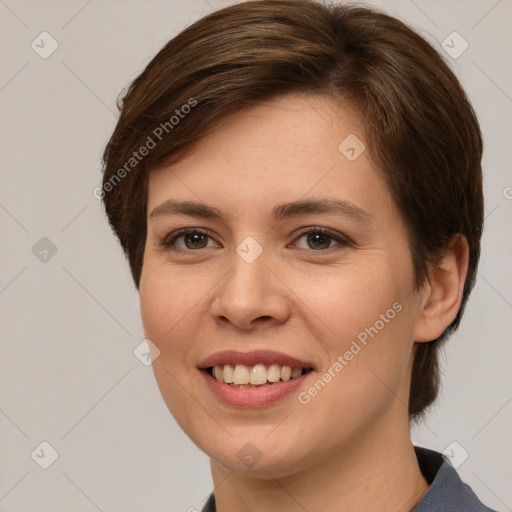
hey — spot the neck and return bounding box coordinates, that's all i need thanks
[209,405,429,512]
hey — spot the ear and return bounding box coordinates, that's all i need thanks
[413,234,469,343]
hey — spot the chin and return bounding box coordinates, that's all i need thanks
[188,421,318,479]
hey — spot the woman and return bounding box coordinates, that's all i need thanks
[101,1,495,510]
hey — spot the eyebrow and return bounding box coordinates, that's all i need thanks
[149,198,372,225]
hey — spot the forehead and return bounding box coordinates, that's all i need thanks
[146,93,391,218]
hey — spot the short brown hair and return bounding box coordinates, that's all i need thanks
[101,0,483,420]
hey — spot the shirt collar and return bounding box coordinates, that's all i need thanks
[412,446,495,511]
[201,446,495,512]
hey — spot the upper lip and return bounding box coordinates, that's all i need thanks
[198,350,315,370]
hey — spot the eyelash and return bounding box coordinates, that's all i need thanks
[160,227,351,253]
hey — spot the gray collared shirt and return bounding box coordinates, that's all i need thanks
[200,446,497,511]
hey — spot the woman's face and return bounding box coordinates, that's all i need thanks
[139,94,426,477]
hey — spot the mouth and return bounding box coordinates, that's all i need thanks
[198,350,315,407]
[206,363,313,387]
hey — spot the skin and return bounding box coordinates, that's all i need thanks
[139,93,469,512]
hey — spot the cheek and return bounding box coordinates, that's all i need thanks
[139,266,206,360]
[139,267,209,430]
[294,261,415,398]
[292,262,406,346]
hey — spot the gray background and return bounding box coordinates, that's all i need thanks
[0,0,511,511]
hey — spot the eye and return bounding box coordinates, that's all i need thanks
[161,227,350,252]
[162,229,218,250]
[292,228,349,251]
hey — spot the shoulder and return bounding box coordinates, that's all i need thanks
[413,446,498,512]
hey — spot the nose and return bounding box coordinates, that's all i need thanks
[210,248,291,331]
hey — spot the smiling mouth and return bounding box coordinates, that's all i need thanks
[207,363,313,387]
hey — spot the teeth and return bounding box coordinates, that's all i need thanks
[233,364,250,385]
[267,364,281,382]
[250,364,268,385]
[212,365,224,381]
[223,364,234,383]
[291,367,303,379]
[281,365,292,381]
[210,364,306,386]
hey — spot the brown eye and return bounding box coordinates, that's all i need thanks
[293,228,349,251]
[305,232,333,250]
[183,232,209,249]
[162,229,216,250]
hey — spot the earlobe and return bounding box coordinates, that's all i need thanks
[413,234,469,343]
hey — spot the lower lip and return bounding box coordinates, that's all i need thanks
[201,370,310,407]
